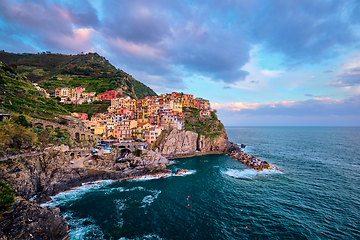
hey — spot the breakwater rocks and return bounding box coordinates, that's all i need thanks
[0,197,68,240]
[229,144,279,171]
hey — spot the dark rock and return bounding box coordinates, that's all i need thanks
[0,197,68,240]
[240,144,246,148]
[175,169,189,176]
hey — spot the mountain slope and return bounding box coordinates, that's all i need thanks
[0,51,157,99]
[0,62,69,119]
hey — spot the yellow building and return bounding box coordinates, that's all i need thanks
[136,122,149,140]
[92,125,105,135]
[148,105,159,117]
[170,100,183,114]
[126,99,136,111]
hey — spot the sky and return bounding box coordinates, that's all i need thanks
[1,0,360,126]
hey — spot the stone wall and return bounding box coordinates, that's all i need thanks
[32,118,102,141]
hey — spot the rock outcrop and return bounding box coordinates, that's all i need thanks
[155,128,231,158]
[0,149,171,239]
[0,197,68,240]
[197,130,229,152]
[0,150,171,204]
[156,130,198,155]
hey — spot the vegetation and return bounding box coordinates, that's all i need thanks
[183,108,223,138]
[0,120,38,154]
[61,101,111,119]
[0,62,69,119]
[34,126,72,148]
[0,51,157,100]
[0,182,15,214]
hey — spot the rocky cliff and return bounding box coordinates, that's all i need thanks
[0,197,68,240]
[154,126,231,158]
[0,149,170,239]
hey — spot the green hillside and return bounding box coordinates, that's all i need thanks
[0,62,69,119]
[0,51,157,100]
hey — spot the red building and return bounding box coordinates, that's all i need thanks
[97,90,121,100]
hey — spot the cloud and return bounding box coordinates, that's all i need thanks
[305,94,314,97]
[0,0,98,53]
[260,69,284,77]
[212,95,360,117]
[322,70,334,73]
[243,0,359,65]
[0,0,360,91]
[330,67,360,87]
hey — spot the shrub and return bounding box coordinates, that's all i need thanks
[0,182,15,214]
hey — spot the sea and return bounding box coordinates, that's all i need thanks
[43,127,360,240]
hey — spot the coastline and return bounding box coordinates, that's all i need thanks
[164,151,228,160]
[0,140,273,240]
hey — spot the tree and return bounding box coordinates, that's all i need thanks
[0,182,15,214]
[0,121,38,151]
[12,114,31,128]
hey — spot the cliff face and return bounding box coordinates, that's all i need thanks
[155,130,198,155]
[0,150,170,203]
[198,130,229,152]
[0,149,170,239]
[155,125,230,158]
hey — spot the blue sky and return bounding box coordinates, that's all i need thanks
[1,0,360,126]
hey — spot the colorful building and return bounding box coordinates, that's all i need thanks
[97,90,121,100]
[145,125,163,143]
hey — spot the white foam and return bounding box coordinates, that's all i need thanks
[140,190,161,208]
[128,173,172,181]
[41,180,113,208]
[63,215,107,240]
[114,199,126,211]
[110,186,145,194]
[222,168,283,179]
[173,170,196,176]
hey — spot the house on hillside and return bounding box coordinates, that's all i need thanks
[145,125,163,143]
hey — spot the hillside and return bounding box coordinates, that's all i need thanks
[0,51,157,100]
[0,63,68,119]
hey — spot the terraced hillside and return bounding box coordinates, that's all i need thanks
[0,62,68,119]
[0,51,157,100]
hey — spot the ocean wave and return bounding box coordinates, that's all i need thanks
[222,168,283,179]
[141,190,161,208]
[114,199,126,211]
[128,173,173,181]
[110,186,145,193]
[41,180,113,208]
[65,216,106,240]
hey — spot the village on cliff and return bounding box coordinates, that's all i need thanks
[54,87,211,144]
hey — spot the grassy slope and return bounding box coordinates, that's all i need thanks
[183,108,224,138]
[0,63,69,119]
[0,51,157,100]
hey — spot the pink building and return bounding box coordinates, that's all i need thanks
[114,120,132,141]
[97,90,121,100]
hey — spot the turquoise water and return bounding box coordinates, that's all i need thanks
[45,127,360,239]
